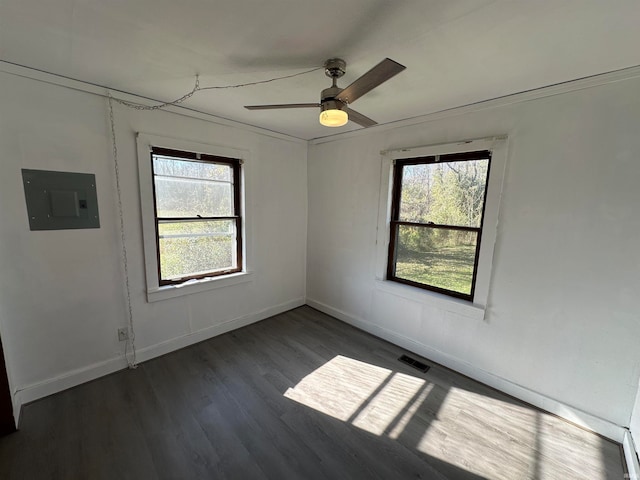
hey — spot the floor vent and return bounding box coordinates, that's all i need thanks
[398,354,430,373]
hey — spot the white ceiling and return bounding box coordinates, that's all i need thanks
[1,0,639,140]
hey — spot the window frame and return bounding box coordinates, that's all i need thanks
[150,146,243,286]
[374,137,508,314]
[136,133,252,303]
[386,150,492,301]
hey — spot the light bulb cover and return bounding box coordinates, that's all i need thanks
[319,100,348,127]
[319,109,348,127]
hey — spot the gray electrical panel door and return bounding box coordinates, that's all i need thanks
[22,169,100,230]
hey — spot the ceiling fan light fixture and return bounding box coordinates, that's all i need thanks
[319,100,348,127]
[319,109,348,127]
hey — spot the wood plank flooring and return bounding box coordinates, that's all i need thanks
[0,306,627,479]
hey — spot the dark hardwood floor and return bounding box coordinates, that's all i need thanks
[0,306,627,479]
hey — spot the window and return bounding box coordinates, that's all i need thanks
[150,146,242,285]
[387,150,491,301]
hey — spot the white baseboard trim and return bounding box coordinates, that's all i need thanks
[306,298,625,443]
[624,430,640,479]
[13,355,128,425]
[12,297,305,422]
[135,297,305,363]
[12,396,20,427]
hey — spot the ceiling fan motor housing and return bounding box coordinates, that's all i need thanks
[323,59,347,110]
[320,99,346,113]
[324,58,346,79]
[321,86,344,105]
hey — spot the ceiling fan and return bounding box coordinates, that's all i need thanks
[244,58,406,128]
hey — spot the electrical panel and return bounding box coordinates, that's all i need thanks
[22,169,100,230]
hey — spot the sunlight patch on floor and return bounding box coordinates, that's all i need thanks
[283,355,612,480]
[350,371,428,436]
[415,386,540,479]
[387,383,434,439]
[284,355,426,435]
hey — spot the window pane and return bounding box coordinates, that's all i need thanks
[158,220,236,280]
[153,176,233,217]
[153,156,231,181]
[394,225,478,296]
[399,159,489,227]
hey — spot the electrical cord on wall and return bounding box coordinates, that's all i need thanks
[107,93,138,369]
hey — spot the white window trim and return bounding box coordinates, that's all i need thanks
[136,132,253,302]
[375,136,509,318]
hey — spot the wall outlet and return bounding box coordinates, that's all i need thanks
[117,327,128,342]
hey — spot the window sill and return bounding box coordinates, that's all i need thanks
[374,279,485,320]
[147,271,254,303]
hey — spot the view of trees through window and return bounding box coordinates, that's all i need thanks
[389,153,490,298]
[152,152,240,283]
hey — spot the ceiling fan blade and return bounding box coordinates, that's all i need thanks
[344,107,377,128]
[244,103,320,110]
[336,58,406,105]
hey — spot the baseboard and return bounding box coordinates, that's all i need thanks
[13,355,128,425]
[306,297,626,443]
[624,430,640,479]
[12,396,20,427]
[12,297,305,420]
[135,297,305,363]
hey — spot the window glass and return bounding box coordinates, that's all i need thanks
[394,226,478,295]
[151,148,242,285]
[158,220,236,280]
[153,156,231,181]
[153,175,233,218]
[399,159,489,228]
[388,151,490,300]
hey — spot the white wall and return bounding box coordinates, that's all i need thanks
[307,76,640,433]
[0,71,308,413]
